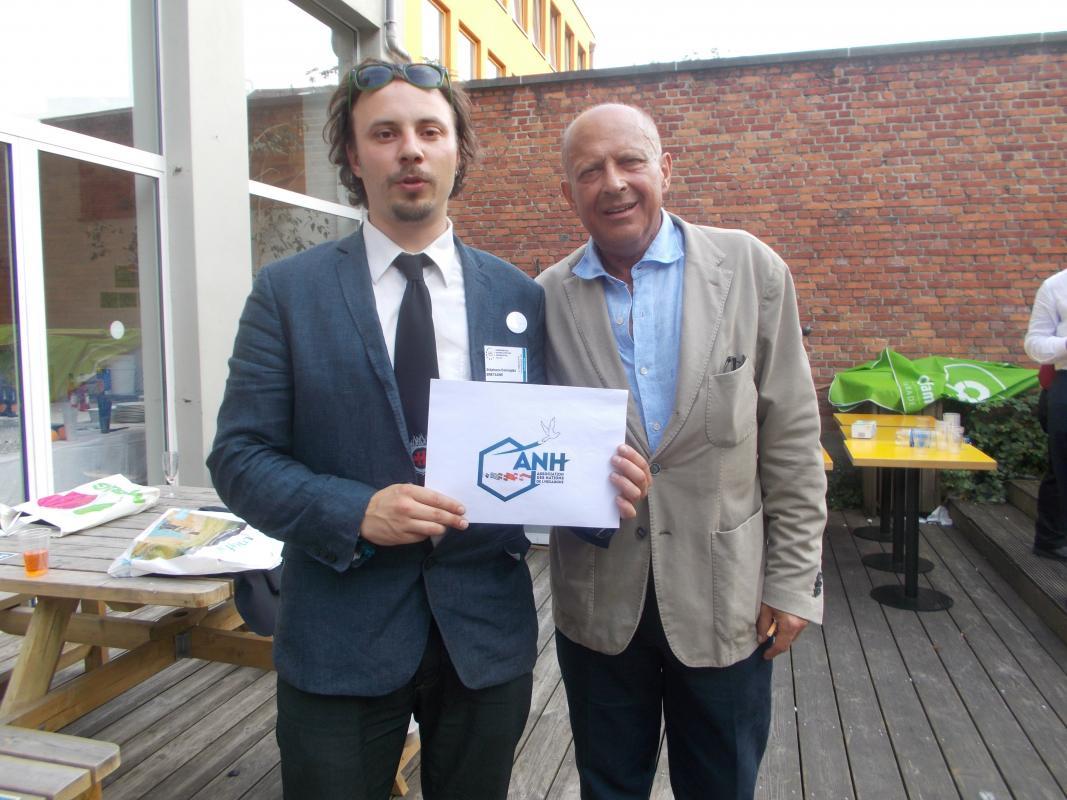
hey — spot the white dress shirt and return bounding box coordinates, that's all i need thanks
[1024,268,1067,371]
[363,219,471,381]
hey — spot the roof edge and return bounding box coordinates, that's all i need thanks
[460,30,1067,90]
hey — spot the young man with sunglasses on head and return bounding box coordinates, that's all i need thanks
[210,59,649,799]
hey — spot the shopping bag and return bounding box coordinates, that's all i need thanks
[108,507,282,577]
[16,474,159,535]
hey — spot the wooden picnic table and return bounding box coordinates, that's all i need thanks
[0,486,273,732]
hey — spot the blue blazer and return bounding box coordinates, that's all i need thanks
[207,229,545,696]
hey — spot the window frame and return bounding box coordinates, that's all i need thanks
[532,0,545,54]
[422,0,449,67]
[487,51,506,79]
[456,24,480,81]
[549,5,561,69]
[0,118,168,499]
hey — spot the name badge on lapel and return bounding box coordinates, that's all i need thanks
[484,346,527,383]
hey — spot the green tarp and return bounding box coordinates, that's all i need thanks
[829,347,1038,414]
[0,327,141,401]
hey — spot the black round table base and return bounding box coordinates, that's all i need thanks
[870,584,953,611]
[862,552,934,574]
[853,525,892,542]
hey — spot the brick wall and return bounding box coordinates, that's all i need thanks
[449,36,1067,393]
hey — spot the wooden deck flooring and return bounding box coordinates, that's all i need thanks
[4,509,1066,799]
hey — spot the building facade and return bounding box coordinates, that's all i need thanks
[0,0,595,504]
[408,0,594,79]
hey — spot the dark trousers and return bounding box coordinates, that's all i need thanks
[275,621,532,800]
[1037,373,1067,550]
[556,579,772,800]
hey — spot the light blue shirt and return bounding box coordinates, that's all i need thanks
[573,211,685,452]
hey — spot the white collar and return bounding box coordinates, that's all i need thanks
[364,218,459,287]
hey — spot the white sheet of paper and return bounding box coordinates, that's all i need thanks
[425,379,629,527]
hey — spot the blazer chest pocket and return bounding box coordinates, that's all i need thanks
[705,360,757,447]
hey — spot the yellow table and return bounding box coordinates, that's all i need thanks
[822,447,833,471]
[843,439,996,470]
[834,415,937,543]
[842,438,997,611]
[834,412,937,428]
[839,427,944,443]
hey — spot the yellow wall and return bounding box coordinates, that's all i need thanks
[403,0,595,79]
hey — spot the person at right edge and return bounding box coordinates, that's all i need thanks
[537,104,828,800]
[1024,267,1067,561]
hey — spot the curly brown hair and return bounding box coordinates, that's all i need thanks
[323,57,478,208]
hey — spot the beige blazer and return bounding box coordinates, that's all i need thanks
[538,215,826,668]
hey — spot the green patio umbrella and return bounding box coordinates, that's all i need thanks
[829,347,1038,414]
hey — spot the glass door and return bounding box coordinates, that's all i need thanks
[0,143,25,504]
[38,151,163,491]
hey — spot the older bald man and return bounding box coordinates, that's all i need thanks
[538,104,827,799]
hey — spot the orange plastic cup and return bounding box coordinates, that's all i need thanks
[16,529,51,578]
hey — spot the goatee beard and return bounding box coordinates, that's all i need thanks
[392,199,435,222]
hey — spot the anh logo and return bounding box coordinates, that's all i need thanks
[478,419,569,502]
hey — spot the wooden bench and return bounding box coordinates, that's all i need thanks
[391,727,420,796]
[0,726,119,800]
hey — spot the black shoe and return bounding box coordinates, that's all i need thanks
[1032,544,1067,561]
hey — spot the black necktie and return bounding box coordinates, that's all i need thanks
[393,252,438,479]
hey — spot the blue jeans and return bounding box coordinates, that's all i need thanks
[556,578,772,800]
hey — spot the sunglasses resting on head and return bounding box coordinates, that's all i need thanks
[347,62,452,112]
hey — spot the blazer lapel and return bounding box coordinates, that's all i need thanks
[656,215,733,455]
[559,255,651,455]
[457,239,491,381]
[335,229,410,442]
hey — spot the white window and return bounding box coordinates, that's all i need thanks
[244,0,361,273]
[0,1,160,153]
[457,30,478,81]
[549,7,560,68]
[423,1,445,65]
[0,1,167,500]
[533,0,544,51]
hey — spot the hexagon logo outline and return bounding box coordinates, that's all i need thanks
[477,437,538,502]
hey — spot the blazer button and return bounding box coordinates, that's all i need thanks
[650,463,661,475]
[636,526,648,539]
[424,555,436,570]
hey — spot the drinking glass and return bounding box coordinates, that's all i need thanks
[162,451,180,498]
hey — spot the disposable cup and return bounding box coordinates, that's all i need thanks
[946,426,963,454]
[934,420,948,450]
[16,528,51,577]
[912,429,933,448]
